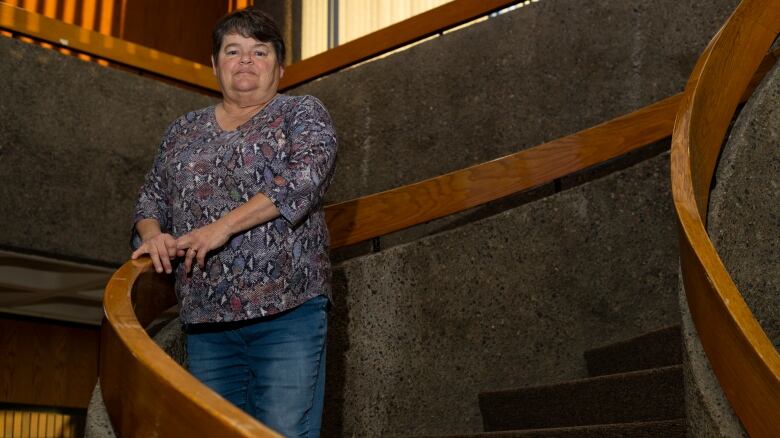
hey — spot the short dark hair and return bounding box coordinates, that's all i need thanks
[212,8,285,66]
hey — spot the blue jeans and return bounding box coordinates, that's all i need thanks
[185,295,328,438]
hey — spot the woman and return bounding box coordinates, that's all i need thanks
[131,8,337,437]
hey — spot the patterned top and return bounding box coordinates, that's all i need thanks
[133,94,337,324]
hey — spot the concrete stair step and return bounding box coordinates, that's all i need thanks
[584,325,681,377]
[412,419,685,437]
[479,365,683,431]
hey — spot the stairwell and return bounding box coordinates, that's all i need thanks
[1,0,751,436]
[418,326,685,437]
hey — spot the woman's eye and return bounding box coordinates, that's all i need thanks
[226,50,238,55]
[255,51,267,57]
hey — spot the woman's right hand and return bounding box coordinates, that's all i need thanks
[131,233,178,274]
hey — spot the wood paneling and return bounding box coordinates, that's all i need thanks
[0,316,99,409]
[0,0,226,65]
[0,3,220,91]
[121,0,227,66]
[0,408,84,437]
[670,0,780,435]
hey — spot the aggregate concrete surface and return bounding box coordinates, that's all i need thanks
[292,0,739,203]
[708,62,780,350]
[680,56,780,438]
[0,0,738,265]
[0,37,216,265]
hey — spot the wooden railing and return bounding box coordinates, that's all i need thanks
[670,0,780,436]
[101,261,281,437]
[0,0,522,93]
[100,50,779,435]
[324,42,780,247]
[324,94,681,247]
[94,0,780,435]
[101,105,679,436]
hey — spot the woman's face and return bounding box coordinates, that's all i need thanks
[212,33,283,101]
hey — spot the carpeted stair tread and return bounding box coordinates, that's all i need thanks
[412,419,685,437]
[584,325,681,377]
[479,365,683,431]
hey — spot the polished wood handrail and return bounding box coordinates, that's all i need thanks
[0,3,220,91]
[325,95,679,248]
[100,259,281,437]
[1,1,521,93]
[670,0,780,435]
[324,44,779,248]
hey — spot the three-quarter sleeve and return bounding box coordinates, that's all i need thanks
[130,122,176,249]
[261,96,338,226]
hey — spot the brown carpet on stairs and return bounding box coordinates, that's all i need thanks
[584,325,681,377]
[479,365,684,431]
[414,418,685,437]
[409,325,685,438]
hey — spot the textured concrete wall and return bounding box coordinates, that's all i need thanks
[680,298,746,438]
[0,0,737,264]
[681,58,780,438]
[293,0,738,257]
[0,37,217,265]
[323,152,680,436]
[291,0,739,203]
[708,62,780,351]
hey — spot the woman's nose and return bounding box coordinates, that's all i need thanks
[240,54,252,64]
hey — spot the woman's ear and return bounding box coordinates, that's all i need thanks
[211,55,217,77]
[279,65,285,79]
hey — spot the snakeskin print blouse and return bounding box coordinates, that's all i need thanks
[133,94,337,324]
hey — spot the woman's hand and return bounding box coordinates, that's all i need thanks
[176,221,233,274]
[131,233,178,274]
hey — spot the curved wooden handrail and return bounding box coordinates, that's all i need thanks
[324,44,778,248]
[670,0,780,436]
[100,44,780,435]
[325,94,680,248]
[1,0,521,93]
[100,259,281,437]
[100,97,680,435]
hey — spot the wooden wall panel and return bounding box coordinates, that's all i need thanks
[0,316,99,409]
[0,0,229,65]
[121,0,228,65]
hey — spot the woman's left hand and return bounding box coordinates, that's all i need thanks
[176,221,233,274]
